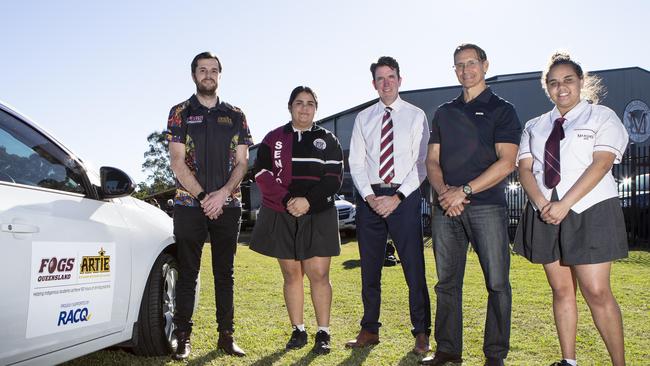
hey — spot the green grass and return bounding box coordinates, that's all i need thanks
[65,239,650,365]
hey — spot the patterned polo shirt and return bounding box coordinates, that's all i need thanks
[166,94,253,207]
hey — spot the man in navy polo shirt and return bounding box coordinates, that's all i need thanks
[422,44,521,366]
[166,52,253,360]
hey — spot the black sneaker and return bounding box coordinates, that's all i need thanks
[312,330,331,355]
[550,361,575,366]
[286,328,308,349]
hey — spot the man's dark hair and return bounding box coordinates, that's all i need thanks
[191,52,222,74]
[288,86,319,109]
[453,43,487,61]
[370,56,400,80]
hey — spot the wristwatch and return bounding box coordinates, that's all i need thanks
[196,191,207,201]
[396,191,406,201]
[462,184,472,198]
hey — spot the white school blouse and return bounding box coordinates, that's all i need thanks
[518,99,629,213]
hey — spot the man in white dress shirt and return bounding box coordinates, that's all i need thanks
[346,56,431,355]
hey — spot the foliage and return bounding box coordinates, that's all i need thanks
[135,130,175,198]
[64,241,650,365]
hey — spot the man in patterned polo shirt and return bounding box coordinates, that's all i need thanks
[166,51,253,360]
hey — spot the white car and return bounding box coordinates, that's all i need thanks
[0,101,188,365]
[335,194,355,235]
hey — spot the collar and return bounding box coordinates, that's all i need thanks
[454,87,493,105]
[550,99,590,122]
[189,94,227,112]
[378,95,404,113]
[282,121,318,133]
[291,123,316,132]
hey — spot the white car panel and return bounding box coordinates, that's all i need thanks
[0,101,181,365]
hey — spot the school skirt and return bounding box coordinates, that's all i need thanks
[513,193,628,265]
[250,205,341,260]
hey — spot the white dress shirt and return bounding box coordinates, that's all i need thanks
[518,99,629,213]
[349,96,429,199]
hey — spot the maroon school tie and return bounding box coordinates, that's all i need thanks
[379,107,395,183]
[544,117,566,188]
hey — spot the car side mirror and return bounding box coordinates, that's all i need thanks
[100,166,135,198]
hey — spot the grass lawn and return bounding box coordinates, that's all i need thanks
[65,236,650,365]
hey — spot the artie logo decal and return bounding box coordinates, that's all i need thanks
[80,248,110,274]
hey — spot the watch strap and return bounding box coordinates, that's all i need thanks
[396,191,406,201]
[197,191,207,201]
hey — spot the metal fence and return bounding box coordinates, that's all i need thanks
[506,144,650,247]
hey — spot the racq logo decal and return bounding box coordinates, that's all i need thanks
[37,257,75,282]
[80,247,111,274]
[58,306,92,326]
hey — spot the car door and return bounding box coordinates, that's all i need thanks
[0,108,132,364]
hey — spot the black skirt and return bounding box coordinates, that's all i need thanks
[513,195,628,265]
[250,205,341,260]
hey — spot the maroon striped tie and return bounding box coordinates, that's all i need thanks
[544,117,565,188]
[379,107,395,183]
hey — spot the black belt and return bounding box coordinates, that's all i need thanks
[371,183,401,189]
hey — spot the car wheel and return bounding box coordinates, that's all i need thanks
[133,252,178,356]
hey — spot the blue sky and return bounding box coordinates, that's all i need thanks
[2,0,649,184]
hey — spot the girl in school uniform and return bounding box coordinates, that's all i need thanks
[250,86,343,355]
[514,52,629,366]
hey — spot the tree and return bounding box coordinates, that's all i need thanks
[137,130,175,197]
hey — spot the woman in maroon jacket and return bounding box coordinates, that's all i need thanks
[250,86,343,355]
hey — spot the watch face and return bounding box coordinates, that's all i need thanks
[463,185,472,195]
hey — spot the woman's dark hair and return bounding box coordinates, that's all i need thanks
[541,51,605,104]
[288,86,318,109]
[191,52,222,74]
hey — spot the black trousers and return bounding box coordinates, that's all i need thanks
[355,187,431,336]
[172,205,241,333]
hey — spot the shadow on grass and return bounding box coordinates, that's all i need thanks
[250,349,287,366]
[291,350,320,365]
[185,349,221,366]
[397,351,425,366]
[341,259,361,270]
[337,346,374,366]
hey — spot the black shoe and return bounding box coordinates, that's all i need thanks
[420,350,463,365]
[312,330,331,355]
[171,330,191,360]
[217,330,246,357]
[286,328,308,349]
[550,361,575,366]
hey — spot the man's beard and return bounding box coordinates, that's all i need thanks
[196,80,217,96]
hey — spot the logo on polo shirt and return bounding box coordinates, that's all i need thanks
[313,138,327,150]
[217,116,233,126]
[187,116,203,124]
[623,100,650,144]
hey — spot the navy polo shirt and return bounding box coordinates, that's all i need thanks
[429,88,521,206]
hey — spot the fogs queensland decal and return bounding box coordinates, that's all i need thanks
[26,242,116,338]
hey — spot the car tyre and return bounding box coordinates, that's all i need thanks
[133,252,178,356]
